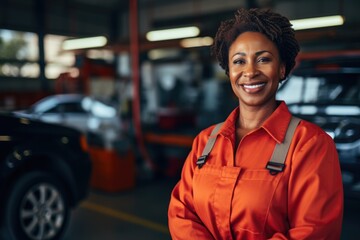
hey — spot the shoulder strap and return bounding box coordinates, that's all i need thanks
[266,116,301,175]
[196,122,224,168]
[196,116,301,171]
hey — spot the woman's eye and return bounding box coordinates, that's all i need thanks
[258,57,271,63]
[233,59,245,65]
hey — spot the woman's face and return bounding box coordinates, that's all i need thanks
[228,31,285,108]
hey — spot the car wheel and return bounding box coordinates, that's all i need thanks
[2,171,69,240]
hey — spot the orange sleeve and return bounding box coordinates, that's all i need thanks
[168,135,215,239]
[273,131,343,239]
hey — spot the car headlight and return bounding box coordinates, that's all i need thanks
[334,120,360,162]
[334,119,360,143]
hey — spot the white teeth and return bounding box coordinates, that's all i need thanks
[243,83,265,89]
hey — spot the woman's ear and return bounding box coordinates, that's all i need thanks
[280,63,286,80]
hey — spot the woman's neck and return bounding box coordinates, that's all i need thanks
[237,101,278,131]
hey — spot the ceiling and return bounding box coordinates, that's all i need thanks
[0,0,359,52]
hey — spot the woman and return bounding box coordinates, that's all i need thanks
[168,8,343,239]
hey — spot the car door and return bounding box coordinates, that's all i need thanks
[60,101,90,133]
[38,104,64,125]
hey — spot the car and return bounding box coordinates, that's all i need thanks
[14,94,122,147]
[0,112,92,240]
[277,51,360,198]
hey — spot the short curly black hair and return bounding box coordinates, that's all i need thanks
[211,8,300,79]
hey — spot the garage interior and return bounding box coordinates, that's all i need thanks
[1,0,359,239]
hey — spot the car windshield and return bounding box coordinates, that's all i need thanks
[277,72,360,105]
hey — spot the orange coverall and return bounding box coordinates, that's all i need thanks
[168,102,343,239]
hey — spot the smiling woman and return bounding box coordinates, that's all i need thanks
[168,8,344,240]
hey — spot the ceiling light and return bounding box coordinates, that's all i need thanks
[146,26,200,42]
[62,36,107,50]
[290,15,344,31]
[180,36,214,48]
[148,49,180,60]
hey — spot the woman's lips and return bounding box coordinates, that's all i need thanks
[241,82,266,93]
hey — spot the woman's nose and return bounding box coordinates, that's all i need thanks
[243,64,259,78]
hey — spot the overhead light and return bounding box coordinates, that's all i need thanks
[290,15,344,30]
[62,36,107,50]
[148,49,181,60]
[87,49,114,61]
[180,36,214,48]
[146,26,200,42]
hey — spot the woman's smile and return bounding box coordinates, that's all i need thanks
[240,82,267,93]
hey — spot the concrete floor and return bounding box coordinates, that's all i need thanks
[64,178,176,240]
[64,178,360,240]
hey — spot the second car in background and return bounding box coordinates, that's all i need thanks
[14,94,122,147]
[277,51,360,198]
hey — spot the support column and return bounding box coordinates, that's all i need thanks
[129,0,155,171]
[35,0,47,91]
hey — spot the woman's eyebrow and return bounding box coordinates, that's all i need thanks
[231,50,272,58]
[231,52,246,58]
[255,50,273,56]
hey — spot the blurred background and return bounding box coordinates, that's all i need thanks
[0,0,359,239]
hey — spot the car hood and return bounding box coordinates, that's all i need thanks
[0,112,83,138]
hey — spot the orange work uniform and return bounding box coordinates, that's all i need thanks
[168,101,343,239]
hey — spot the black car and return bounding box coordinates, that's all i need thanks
[0,112,92,240]
[277,51,360,198]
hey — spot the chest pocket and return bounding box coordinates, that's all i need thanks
[232,168,284,235]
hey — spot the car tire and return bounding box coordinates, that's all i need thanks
[2,171,70,240]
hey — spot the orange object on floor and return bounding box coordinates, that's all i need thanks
[89,147,135,192]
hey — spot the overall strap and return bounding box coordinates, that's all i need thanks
[266,116,301,175]
[196,122,224,168]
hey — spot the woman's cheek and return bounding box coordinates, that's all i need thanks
[229,67,241,82]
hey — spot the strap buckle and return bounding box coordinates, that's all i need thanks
[196,155,207,169]
[266,162,285,175]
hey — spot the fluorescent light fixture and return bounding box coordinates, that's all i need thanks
[148,49,181,60]
[290,15,344,30]
[62,36,107,50]
[180,36,214,48]
[146,26,200,41]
